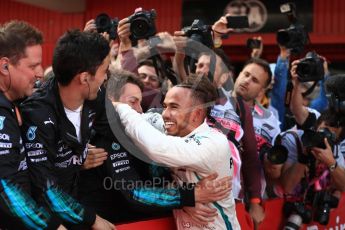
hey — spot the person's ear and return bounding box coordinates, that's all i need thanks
[79,72,89,85]
[0,58,9,75]
[192,106,205,123]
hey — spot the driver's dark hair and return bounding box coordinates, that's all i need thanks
[53,29,110,86]
[176,74,217,114]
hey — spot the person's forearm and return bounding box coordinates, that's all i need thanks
[44,186,96,226]
[271,56,289,126]
[130,186,194,209]
[119,49,139,74]
[0,179,55,229]
[290,83,309,126]
[173,53,188,82]
[281,163,307,194]
[330,166,345,192]
[310,75,329,112]
[115,104,212,170]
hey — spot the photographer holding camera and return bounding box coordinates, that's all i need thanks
[284,57,345,191]
[276,63,345,228]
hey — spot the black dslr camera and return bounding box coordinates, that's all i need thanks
[276,2,309,55]
[95,13,119,40]
[259,142,288,165]
[296,52,324,82]
[284,201,312,229]
[182,19,213,48]
[246,38,261,49]
[301,127,336,150]
[313,191,339,225]
[128,9,157,41]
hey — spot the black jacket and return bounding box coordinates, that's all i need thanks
[0,92,58,229]
[78,95,195,223]
[20,78,99,227]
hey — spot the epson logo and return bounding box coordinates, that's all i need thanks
[0,133,10,141]
[25,143,43,149]
[110,152,127,160]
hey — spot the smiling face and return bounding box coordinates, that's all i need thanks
[162,87,197,137]
[234,63,268,103]
[7,45,43,100]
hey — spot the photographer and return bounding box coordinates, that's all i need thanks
[114,9,180,112]
[277,68,345,228]
[282,63,345,192]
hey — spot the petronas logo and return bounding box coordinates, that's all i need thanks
[0,116,5,130]
[27,126,37,141]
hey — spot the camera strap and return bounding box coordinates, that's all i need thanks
[207,52,217,84]
[150,55,178,86]
[301,81,318,97]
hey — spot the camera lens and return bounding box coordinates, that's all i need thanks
[284,214,303,230]
[131,18,149,39]
[95,13,111,33]
[267,145,288,164]
[296,62,311,78]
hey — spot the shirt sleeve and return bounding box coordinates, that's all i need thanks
[271,56,289,129]
[310,74,329,113]
[0,179,58,230]
[115,104,224,173]
[0,108,28,188]
[0,108,59,229]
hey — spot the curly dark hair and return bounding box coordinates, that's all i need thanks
[176,74,217,110]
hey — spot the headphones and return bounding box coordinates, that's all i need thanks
[326,93,345,114]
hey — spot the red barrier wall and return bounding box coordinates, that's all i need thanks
[116,193,345,230]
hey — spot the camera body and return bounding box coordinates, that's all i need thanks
[313,191,339,225]
[276,2,309,55]
[284,201,312,226]
[277,23,308,55]
[296,52,325,82]
[95,13,119,40]
[260,142,288,165]
[301,127,336,150]
[182,19,213,48]
[128,9,157,41]
[246,38,261,49]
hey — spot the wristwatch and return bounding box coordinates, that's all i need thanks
[329,161,338,172]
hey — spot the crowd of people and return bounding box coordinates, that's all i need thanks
[1,6,345,230]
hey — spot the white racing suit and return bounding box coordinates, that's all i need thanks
[115,104,240,230]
